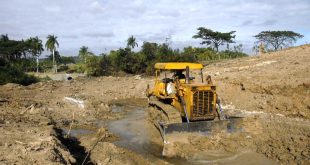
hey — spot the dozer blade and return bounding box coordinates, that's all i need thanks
[159,117,243,142]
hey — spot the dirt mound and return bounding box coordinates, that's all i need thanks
[206,44,310,119]
[162,45,310,165]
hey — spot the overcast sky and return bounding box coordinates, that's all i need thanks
[1,0,309,56]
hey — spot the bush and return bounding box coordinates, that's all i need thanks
[0,65,38,85]
[58,65,69,72]
[85,55,101,76]
[72,63,87,73]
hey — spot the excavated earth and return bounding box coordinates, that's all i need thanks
[0,45,309,165]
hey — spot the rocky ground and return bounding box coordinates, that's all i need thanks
[0,45,309,165]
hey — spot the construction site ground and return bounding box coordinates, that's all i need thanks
[0,45,309,165]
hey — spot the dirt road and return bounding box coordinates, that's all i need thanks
[0,45,309,164]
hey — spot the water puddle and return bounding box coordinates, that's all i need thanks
[108,107,162,156]
[189,151,277,165]
[110,104,125,113]
[107,104,191,164]
[61,128,95,137]
[92,100,275,165]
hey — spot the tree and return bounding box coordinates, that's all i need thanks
[127,35,138,49]
[141,42,158,61]
[156,43,175,62]
[0,34,9,42]
[61,56,75,65]
[85,55,100,76]
[0,35,31,61]
[45,35,59,73]
[79,46,90,63]
[27,37,44,73]
[47,50,62,64]
[254,31,303,51]
[99,54,113,76]
[114,48,135,73]
[193,27,236,52]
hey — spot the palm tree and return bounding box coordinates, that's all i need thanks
[28,37,44,73]
[79,46,89,63]
[45,35,59,73]
[0,34,9,41]
[127,35,138,49]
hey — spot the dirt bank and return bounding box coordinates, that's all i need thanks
[206,44,310,119]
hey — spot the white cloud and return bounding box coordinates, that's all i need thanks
[0,0,309,55]
[44,6,61,13]
[89,1,105,13]
[83,31,114,38]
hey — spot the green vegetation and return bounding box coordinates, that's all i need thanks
[0,34,75,85]
[127,35,138,49]
[1,28,303,85]
[45,35,59,73]
[0,58,38,85]
[254,31,303,51]
[27,36,44,73]
[77,35,247,76]
[0,34,41,85]
[193,27,236,52]
[79,46,89,64]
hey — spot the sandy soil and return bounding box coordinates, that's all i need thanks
[0,45,309,165]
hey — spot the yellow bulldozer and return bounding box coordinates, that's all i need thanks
[146,62,241,141]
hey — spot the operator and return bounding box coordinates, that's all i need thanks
[173,70,185,79]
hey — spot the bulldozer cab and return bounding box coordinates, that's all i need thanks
[155,62,204,83]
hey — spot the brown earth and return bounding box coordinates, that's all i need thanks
[0,45,309,165]
[164,45,310,165]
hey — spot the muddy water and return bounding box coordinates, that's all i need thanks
[107,103,277,165]
[107,105,189,164]
[61,128,95,137]
[108,108,158,154]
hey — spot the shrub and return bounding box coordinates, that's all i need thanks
[0,65,38,85]
[85,55,101,76]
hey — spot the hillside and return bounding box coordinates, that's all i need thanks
[207,44,310,119]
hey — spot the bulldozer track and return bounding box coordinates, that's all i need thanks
[149,99,182,125]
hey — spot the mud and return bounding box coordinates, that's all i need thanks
[0,45,310,164]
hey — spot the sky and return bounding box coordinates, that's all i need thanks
[1,0,309,56]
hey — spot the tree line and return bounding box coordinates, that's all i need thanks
[0,28,304,84]
[76,36,248,76]
[76,29,303,76]
[0,34,62,72]
[0,34,70,85]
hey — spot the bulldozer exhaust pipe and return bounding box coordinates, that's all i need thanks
[185,66,189,84]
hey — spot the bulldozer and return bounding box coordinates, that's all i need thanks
[146,62,241,141]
